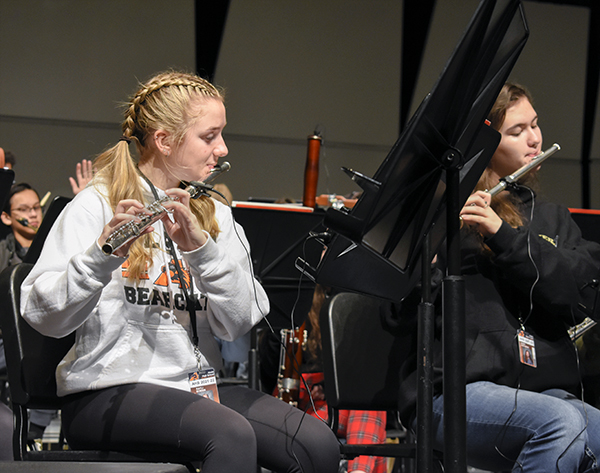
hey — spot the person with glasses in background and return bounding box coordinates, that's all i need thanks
[0,183,42,267]
[0,182,55,443]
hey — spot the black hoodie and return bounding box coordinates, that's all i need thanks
[384,186,600,425]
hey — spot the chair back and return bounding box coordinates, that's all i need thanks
[320,291,411,411]
[0,193,74,409]
[23,196,71,264]
[0,263,75,409]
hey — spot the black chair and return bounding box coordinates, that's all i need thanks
[319,291,441,472]
[0,262,196,472]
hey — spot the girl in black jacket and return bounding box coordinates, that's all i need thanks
[392,83,600,472]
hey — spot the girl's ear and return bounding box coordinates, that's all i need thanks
[153,130,172,156]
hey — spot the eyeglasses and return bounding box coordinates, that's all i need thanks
[11,205,42,215]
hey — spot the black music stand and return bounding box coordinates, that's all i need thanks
[232,205,326,328]
[300,1,529,472]
[231,205,326,389]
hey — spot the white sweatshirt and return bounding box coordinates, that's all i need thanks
[20,180,269,396]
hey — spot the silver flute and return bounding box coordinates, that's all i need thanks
[487,143,560,197]
[101,162,231,256]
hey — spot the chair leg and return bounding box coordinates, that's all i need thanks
[13,405,28,460]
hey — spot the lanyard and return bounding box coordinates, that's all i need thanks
[138,173,200,349]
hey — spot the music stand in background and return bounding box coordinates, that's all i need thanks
[232,204,326,328]
[231,204,326,389]
[299,1,529,472]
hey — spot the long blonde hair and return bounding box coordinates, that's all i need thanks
[93,71,224,281]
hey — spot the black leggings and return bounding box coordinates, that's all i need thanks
[61,383,340,473]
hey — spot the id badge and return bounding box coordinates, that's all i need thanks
[517,330,537,368]
[188,367,220,402]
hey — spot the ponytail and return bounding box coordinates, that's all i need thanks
[92,70,224,282]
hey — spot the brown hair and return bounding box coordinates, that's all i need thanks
[474,82,536,231]
[306,284,327,362]
[487,83,534,132]
[93,71,224,281]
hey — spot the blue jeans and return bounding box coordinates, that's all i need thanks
[425,381,600,472]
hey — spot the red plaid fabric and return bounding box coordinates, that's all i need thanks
[296,373,388,473]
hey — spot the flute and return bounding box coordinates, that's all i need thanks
[101,162,231,256]
[487,143,560,197]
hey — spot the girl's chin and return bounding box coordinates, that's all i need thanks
[180,174,207,184]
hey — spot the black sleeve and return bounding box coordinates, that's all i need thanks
[485,204,600,324]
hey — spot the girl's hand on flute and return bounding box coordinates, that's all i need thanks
[160,188,208,252]
[460,191,502,238]
[99,200,151,258]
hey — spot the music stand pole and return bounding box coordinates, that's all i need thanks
[443,163,467,473]
[416,231,434,473]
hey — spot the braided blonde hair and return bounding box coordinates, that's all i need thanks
[93,71,224,281]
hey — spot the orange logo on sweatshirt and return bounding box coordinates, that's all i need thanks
[153,257,191,289]
[121,259,149,279]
